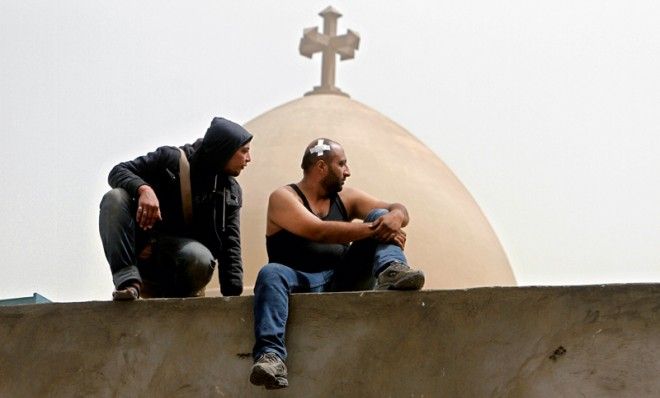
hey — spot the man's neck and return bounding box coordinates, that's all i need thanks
[297,178,330,201]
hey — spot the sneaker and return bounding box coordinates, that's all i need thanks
[112,286,140,301]
[376,262,425,291]
[249,352,288,390]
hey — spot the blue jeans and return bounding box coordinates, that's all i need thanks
[99,188,216,297]
[252,209,407,360]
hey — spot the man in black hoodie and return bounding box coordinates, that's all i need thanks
[99,117,253,300]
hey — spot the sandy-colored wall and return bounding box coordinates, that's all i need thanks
[207,94,516,294]
[1,285,658,397]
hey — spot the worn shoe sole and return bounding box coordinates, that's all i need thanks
[249,366,288,389]
[377,271,425,291]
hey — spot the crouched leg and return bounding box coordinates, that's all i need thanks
[143,237,215,298]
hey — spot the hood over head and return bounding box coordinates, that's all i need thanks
[189,117,253,174]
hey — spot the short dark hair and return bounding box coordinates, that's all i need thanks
[301,138,340,172]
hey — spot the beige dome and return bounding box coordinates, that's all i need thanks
[208,94,515,294]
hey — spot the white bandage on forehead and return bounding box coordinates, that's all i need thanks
[309,139,331,157]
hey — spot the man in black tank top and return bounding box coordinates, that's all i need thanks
[249,138,425,390]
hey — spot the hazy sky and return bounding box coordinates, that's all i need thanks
[1,1,658,302]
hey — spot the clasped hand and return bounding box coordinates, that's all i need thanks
[370,213,407,249]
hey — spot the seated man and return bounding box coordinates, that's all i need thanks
[99,117,252,300]
[249,138,424,390]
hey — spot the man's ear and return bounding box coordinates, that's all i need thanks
[316,159,327,172]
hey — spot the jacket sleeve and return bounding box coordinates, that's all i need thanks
[107,147,171,197]
[218,183,244,296]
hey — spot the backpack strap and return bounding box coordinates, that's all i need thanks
[178,148,193,227]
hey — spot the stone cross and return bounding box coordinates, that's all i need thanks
[299,6,360,97]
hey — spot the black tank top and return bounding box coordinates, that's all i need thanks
[266,184,350,272]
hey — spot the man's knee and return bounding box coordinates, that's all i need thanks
[256,263,291,289]
[177,241,215,292]
[365,208,388,222]
[100,188,131,213]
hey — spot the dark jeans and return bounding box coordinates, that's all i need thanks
[252,209,407,360]
[99,188,216,297]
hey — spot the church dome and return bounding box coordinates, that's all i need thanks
[207,7,515,294]
[208,94,516,292]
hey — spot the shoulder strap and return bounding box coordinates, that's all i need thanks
[334,194,350,221]
[288,183,313,213]
[178,148,193,227]
[289,183,349,221]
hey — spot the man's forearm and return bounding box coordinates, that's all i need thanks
[387,203,409,227]
[313,220,374,244]
[108,163,148,197]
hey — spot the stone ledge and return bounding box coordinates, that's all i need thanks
[1,284,658,397]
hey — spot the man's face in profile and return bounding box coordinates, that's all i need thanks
[321,146,350,193]
[223,142,251,176]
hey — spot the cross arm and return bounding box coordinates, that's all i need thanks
[299,27,329,58]
[331,29,360,60]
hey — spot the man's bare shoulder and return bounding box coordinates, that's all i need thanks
[269,185,298,205]
[339,186,374,203]
[338,185,357,197]
[339,185,389,220]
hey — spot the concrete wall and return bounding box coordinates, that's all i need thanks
[1,284,658,397]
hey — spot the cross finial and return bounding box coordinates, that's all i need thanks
[299,6,360,97]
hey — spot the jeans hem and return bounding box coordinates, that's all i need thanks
[112,265,142,289]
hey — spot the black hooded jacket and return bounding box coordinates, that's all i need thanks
[108,117,252,296]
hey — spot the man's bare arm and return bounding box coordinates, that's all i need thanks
[370,203,408,241]
[267,187,374,244]
[341,187,410,243]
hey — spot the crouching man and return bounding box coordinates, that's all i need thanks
[249,138,424,389]
[99,117,252,299]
